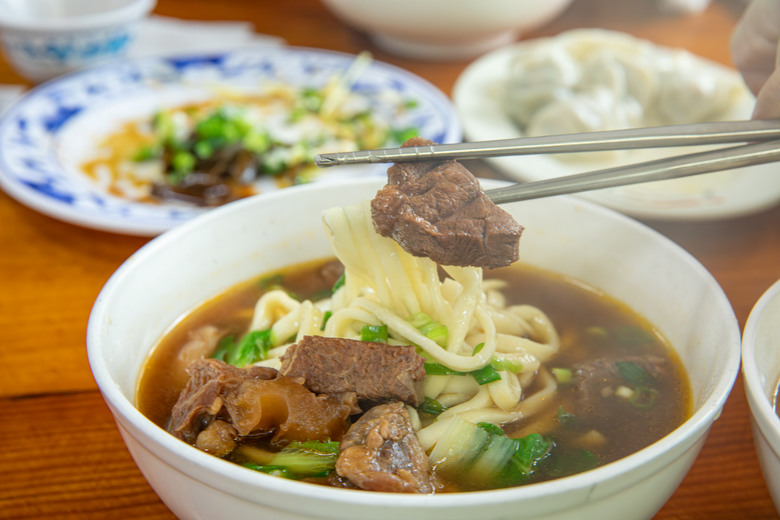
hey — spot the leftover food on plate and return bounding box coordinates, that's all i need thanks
[0,47,460,234]
[81,53,419,207]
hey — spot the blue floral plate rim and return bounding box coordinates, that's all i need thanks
[0,46,462,236]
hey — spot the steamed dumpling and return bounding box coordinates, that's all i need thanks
[504,44,580,127]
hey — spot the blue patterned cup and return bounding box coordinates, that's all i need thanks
[0,0,156,82]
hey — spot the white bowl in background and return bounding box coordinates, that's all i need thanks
[87,178,741,520]
[743,279,780,515]
[320,0,574,60]
[0,0,156,82]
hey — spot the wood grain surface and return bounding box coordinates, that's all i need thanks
[1,0,779,518]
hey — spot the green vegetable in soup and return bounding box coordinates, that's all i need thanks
[212,329,275,367]
[429,416,553,490]
[243,440,340,480]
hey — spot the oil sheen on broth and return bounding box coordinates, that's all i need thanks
[137,258,692,492]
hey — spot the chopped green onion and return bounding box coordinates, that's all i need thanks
[193,139,214,159]
[243,130,270,153]
[425,360,507,385]
[477,422,505,437]
[361,324,388,343]
[628,385,659,408]
[320,310,332,330]
[406,312,448,347]
[471,364,501,385]
[406,312,432,329]
[491,358,523,373]
[420,322,447,347]
[424,362,463,376]
[551,367,573,384]
[331,273,345,293]
[171,150,195,174]
[133,144,162,162]
[472,343,485,356]
[418,396,447,416]
[152,111,177,145]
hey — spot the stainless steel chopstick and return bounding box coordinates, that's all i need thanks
[314,119,780,167]
[483,139,780,204]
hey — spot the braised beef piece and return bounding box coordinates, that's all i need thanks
[279,335,426,407]
[195,419,238,457]
[336,401,436,493]
[572,355,670,425]
[152,145,258,207]
[371,136,524,269]
[168,358,359,451]
[167,358,277,444]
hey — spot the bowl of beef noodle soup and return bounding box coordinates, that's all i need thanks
[87,170,740,520]
[743,278,780,515]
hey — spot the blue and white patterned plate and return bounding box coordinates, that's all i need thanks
[0,47,461,235]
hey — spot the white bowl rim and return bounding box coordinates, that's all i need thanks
[742,279,780,442]
[0,0,156,32]
[87,177,741,509]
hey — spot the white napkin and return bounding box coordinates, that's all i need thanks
[0,15,285,113]
[130,15,284,57]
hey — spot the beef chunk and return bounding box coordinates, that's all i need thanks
[279,335,426,407]
[572,355,670,425]
[168,358,360,448]
[371,136,523,269]
[167,358,277,444]
[195,419,238,457]
[336,402,435,493]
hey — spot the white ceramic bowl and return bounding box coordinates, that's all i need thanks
[87,178,741,520]
[743,279,780,515]
[0,0,156,82]
[320,0,574,60]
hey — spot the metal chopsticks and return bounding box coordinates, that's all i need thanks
[314,119,780,166]
[313,119,780,204]
[483,139,780,204]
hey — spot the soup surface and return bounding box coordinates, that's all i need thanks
[137,258,691,492]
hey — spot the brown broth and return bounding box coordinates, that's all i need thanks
[137,259,692,490]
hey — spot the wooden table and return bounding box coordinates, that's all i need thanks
[1,0,779,518]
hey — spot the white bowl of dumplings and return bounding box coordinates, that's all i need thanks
[454,29,780,220]
[87,176,741,520]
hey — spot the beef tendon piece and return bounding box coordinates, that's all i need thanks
[336,402,436,493]
[371,136,524,269]
[167,358,277,444]
[224,375,359,444]
[167,358,359,450]
[279,335,426,407]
